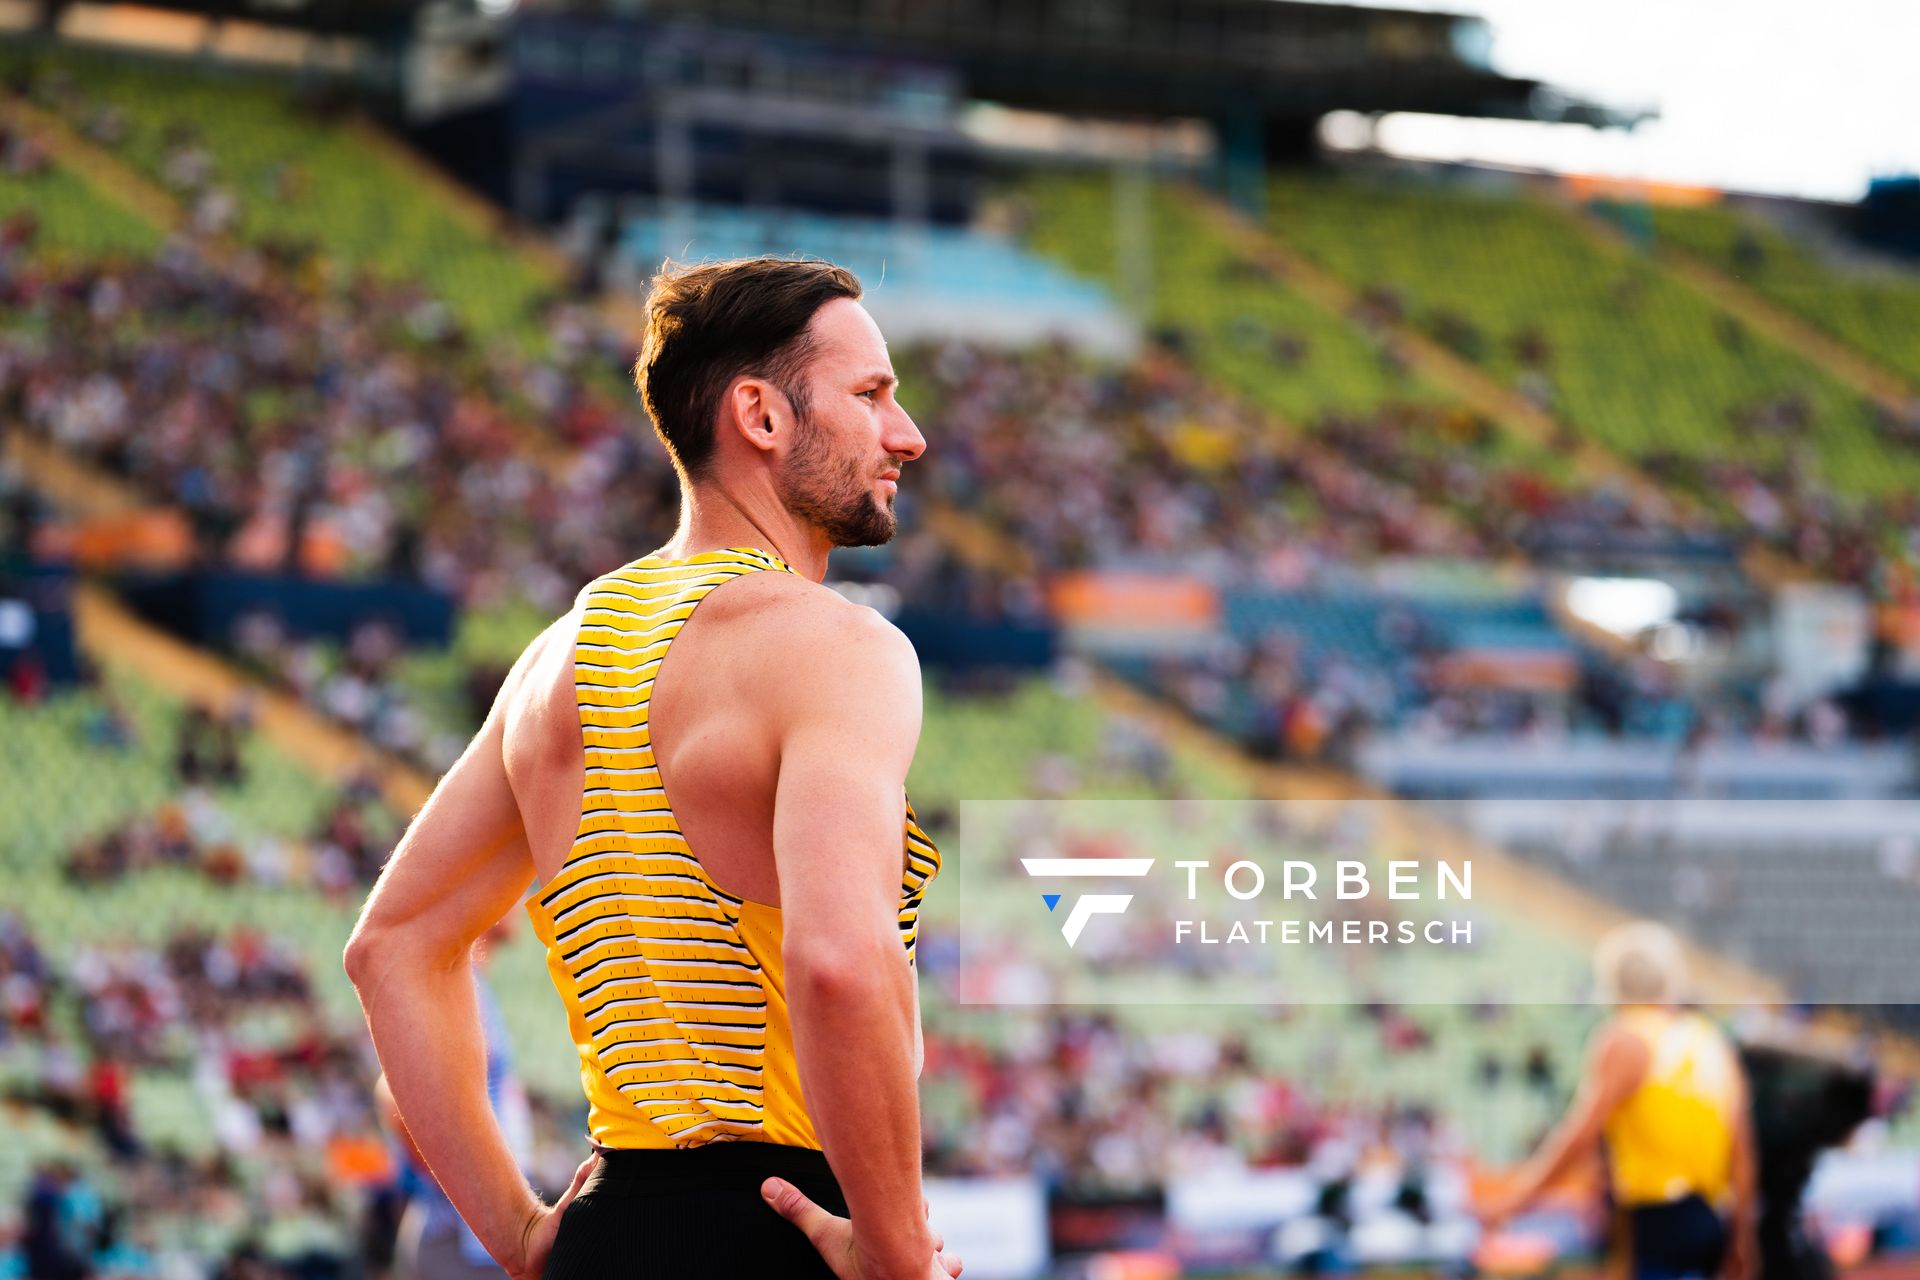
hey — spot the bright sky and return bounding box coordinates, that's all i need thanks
[1331,0,1920,202]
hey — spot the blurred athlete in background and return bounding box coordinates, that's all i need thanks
[1482,921,1757,1280]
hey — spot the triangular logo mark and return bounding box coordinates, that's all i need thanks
[1042,894,1062,912]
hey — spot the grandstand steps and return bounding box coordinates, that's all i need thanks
[5,97,179,236]
[1180,186,1814,589]
[341,117,573,285]
[73,584,433,814]
[336,117,654,340]
[3,432,149,518]
[1569,201,1920,420]
[13,102,591,482]
[925,503,1033,576]
[1180,188,1637,483]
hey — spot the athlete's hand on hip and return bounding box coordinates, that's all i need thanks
[761,1177,962,1279]
[510,1153,599,1280]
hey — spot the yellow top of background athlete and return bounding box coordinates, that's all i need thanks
[1481,921,1757,1280]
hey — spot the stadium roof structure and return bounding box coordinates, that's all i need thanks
[538,0,1642,133]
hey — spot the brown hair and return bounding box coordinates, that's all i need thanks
[632,256,863,479]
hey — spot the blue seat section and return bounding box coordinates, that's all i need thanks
[1418,599,1573,655]
[617,203,1116,312]
[1224,592,1569,661]
[1221,593,1397,669]
[1204,590,1578,731]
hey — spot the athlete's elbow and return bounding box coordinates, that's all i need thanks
[786,930,905,1006]
[343,915,437,990]
[342,920,390,990]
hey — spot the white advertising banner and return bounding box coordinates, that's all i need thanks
[924,1176,1049,1280]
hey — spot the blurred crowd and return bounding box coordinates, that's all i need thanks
[917,1009,1561,1197]
[0,238,673,611]
[902,340,1889,758]
[0,670,1587,1280]
[1,675,584,1280]
[6,118,1911,769]
[1147,604,1858,767]
[44,690,399,894]
[0,902,590,1280]
[1344,272,1920,601]
[0,218,1888,772]
[65,781,397,901]
[909,340,1467,580]
[910,334,1731,584]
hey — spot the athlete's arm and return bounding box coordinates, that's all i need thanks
[372,1072,427,1171]
[756,600,958,1280]
[343,621,593,1280]
[1482,1020,1649,1225]
[1723,1061,1758,1280]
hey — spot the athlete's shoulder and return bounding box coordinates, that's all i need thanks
[500,609,579,702]
[1589,1012,1656,1090]
[496,608,585,743]
[721,573,920,718]
[720,568,914,653]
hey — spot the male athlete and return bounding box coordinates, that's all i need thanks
[1481,921,1757,1280]
[345,258,960,1279]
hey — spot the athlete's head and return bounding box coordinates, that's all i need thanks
[634,256,924,548]
[1594,919,1689,1007]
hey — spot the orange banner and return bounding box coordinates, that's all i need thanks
[1048,572,1219,629]
[42,509,194,570]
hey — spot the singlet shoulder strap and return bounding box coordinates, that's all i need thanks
[572,545,796,792]
[575,547,797,662]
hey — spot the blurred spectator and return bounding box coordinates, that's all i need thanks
[24,1162,92,1280]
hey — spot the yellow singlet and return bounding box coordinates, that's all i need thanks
[524,548,942,1151]
[1603,1007,1741,1207]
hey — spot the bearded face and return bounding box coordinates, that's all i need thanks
[778,401,900,548]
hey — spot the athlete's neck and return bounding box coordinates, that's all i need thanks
[652,481,832,582]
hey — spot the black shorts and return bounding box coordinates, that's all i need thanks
[542,1142,847,1279]
[1627,1193,1729,1280]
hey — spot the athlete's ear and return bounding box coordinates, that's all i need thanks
[724,375,787,457]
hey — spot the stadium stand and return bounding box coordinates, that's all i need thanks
[2,132,1891,793]
[1022,167,1920,610]
[1652,199,1920,398]
[1475,799,1920,1007]
[0,128,158,260]
[0,637,1656,1277]
[1259,170,1911,492]
[1006,173,1739,564]
[2,44,558,345]
[0,672,392,1256]
[1012,172,1455,421]
[0,245,660,596]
